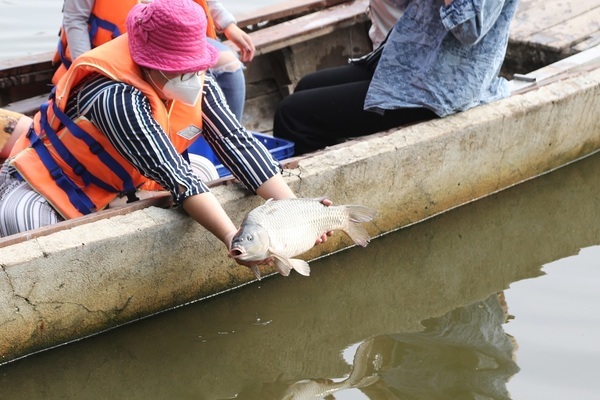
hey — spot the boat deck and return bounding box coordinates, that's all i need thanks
[507,0,600,72]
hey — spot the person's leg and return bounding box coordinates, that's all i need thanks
[207,38,246,122]
[273,65,436,155]
[294,63,375,92]
[0,167,62,237]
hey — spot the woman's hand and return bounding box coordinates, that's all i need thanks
[223,23,256,63]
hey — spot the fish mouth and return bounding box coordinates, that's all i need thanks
[228,247,246,258]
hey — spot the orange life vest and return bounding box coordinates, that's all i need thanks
[52,0,217,84]
[11,35,204,219]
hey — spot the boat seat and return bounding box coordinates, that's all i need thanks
[226,0,369,56]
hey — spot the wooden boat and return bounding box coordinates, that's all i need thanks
[1,0,600,366]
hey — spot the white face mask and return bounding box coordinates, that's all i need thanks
[146,70,203,106]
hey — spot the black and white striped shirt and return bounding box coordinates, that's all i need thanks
[65,73,280,205]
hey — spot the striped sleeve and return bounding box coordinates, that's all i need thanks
[200,73,280,192]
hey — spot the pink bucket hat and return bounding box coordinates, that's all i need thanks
[126,0,219,73]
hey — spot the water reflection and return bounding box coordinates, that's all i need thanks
[239,294,519,400]
[1,152,600,399]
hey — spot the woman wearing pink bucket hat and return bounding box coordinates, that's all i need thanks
[1,0,329,269]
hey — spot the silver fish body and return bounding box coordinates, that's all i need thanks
[229,198,377,279]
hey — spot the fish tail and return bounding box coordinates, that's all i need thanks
[344,206,377,247]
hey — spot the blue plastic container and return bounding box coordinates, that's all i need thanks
[187,132,294,178]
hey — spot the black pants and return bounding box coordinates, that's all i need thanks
[273,63,437,155]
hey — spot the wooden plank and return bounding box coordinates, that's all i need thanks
[235,0,353,28]
[2,94,48,116]
[509,44,600,93]
[510,0,600,42]
[573,31,600,53]
[236,0,369,56]
[0,51,55,73]
[527,9,600,51]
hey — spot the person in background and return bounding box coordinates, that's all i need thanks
[273,0,519,155]
[53,0,254,121]
[0,0,327,267]
[367,0,407,48]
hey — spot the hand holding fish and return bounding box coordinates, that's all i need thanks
[229,197,377,279]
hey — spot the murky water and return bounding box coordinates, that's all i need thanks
[1,154,600,398]
[0,0,285,61]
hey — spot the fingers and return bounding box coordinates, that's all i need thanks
[225,25,256,63]
[238,38,255,62]
[313,199,333,244]
[314,230,333,245]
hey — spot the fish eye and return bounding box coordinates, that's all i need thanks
[246,234,254,241]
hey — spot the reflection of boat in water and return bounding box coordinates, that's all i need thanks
[238,293,519,399]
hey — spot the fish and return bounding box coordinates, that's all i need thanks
[229,198,377,279]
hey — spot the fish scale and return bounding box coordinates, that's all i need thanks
[248,199,351,257]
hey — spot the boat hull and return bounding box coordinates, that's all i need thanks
[2,0,600,365]
[2,62,600,365]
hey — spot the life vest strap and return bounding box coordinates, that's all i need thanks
[28,127,97,215]
[39,102,91,187]
[40,101,114,192]
[48,99,138,195]
[57,38,72,70]
[89,13,122,43]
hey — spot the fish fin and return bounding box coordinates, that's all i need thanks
[289,258,311,276]
[251,265,262,280]
[272,254,292,276]
[272,253,311,277]
[343,206,377,247]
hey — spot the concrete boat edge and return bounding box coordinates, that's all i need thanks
[1,56,600,365]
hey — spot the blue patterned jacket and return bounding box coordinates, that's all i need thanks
[364,0,519,117]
